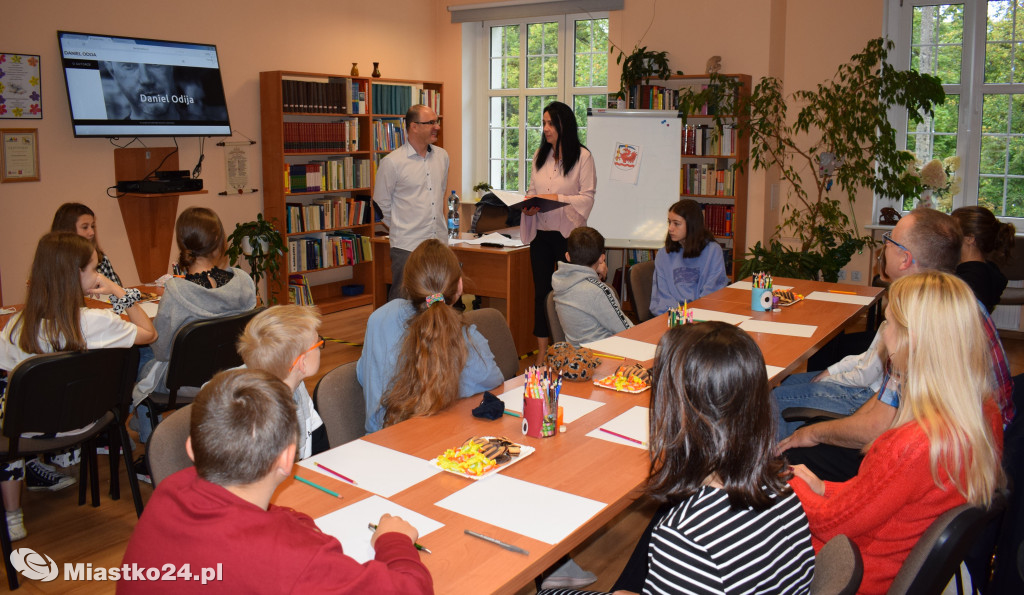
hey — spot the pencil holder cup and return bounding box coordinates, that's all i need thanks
[751,287,773,312]
[522,398,557,438]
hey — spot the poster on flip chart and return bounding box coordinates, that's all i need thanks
[609,142,642,184]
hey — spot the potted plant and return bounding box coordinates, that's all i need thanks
[226,213,288,301]
[611,44,680,105]
[680,38,943,282]
[472,181,492,200]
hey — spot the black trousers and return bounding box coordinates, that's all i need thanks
[529,230,568,339]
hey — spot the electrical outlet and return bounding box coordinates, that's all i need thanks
[837,269,846,281]
[851,271,862,282]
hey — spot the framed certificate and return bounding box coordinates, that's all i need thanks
[1,128,40,182]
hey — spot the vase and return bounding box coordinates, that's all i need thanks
[914,188,935,210]
[350,63,359,76]
[372,62,381,78]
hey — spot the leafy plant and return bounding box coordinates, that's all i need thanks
[472,181,492,194]
[710,38,943,282]
[226,213,288,301]
[611,44,680,101]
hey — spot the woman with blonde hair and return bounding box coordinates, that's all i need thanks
[358,239,503,433]
[792,271,1004,594]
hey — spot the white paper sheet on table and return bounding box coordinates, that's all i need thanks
[314,495,443,564]
[728,281,794,291]
[581,336,657,361]
[586,405,649,450]
[139,302,160,317]
[738,319,817,338]
[461,232,525,247]
[298,439,440,498]
[690,308,752,325]
[804,291,875,306]
[497,387,605,423]
[435,474,606,545]
[765,365,784,380]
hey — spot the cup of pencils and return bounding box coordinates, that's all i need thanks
[522,366,560,438]
[751,272,773,312]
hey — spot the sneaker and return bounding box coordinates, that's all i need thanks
[134,455,152,485]
[25,459,76,492]
[540,558,598,589]
[5,509,26,542]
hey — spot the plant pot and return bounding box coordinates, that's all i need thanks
[241,237,269,256]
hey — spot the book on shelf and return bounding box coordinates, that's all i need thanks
[283,79,349,114]
[682,123,735,156]
[680,163,735,197]
[491,189,570,213]
[373,118,407,151]
[700,203,733,237]
[286,157,370,194]
[285,195,373,233]
[371,83,415,116]
[288,274,315,305]
[283,120,359,153]
[419,88,441,116]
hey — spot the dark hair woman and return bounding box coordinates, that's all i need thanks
[951,205,1016,312]
[648,199,728,316]
[51,202,122,286]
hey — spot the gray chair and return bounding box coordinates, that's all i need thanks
[811,535,863,595]
[464,307,519,380]
[545,291,566,344]
[312,362,367,448]
[997,239,1024,305]
[629,260,656,322]
[147,404,194,486]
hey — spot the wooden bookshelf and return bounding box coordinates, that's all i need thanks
[260,71,442,313]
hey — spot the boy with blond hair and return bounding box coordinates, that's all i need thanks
[236,305,328,458]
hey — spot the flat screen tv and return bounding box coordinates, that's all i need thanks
[57,31,231,137]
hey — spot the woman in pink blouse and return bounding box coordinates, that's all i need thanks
[522,101,597,361]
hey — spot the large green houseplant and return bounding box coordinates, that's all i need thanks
[226,213,288,301]
[683,39,944,282]
[612,44,680,103]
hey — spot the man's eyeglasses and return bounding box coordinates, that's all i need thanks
[290,335,325,371]
[414,118,441,126]
[882,230,915,265]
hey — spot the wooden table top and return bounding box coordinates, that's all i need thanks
[272,277,883,594]
[0,285,164,329]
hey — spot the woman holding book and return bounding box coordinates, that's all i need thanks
[521,101,596,363]
[357,238,503,434]
[790,271,1005,593]
[649,199,729,316]
[0,232,157,541]
[132,207,256,447]
[51,202,122,286]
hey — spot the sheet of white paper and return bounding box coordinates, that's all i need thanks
[727,281,793,291]
[490,189,527,208]
[804,291,875,306]
[738,319,817,338]
[765,365,784,380]
[461,232,525,247]
[139,302,160,317]
[448,238,468,245]
[585,405,649,449]
[435,475,606,545]
[689,308,752,325]
[581,336,657,361]
[152,274,174,287]
[298,440,440,498]
[314,495,443,564]
[497,387,605,423]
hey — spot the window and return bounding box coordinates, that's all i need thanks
[887,0,1024,220]
[483,14,608,192]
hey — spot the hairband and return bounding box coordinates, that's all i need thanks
[425,292,445,305]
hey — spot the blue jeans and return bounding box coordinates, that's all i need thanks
[772,371,876,441]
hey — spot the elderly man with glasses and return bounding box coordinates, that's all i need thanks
[372,104,450,300]
[774,208,1014,482]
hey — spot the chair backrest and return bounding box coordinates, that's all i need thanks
[463,307,519,381]
[312,362,366,448]
[147,404,194,486]
[545,291,566,344]
[811,535,863,595]
[888,495,1007,595]
[997,240,1024,305]
[165,307,265,394]
[629,260,656,322]
[2,348,139,442]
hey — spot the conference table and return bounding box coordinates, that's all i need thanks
[0,285,163,328]
[273,277,883,594]
[371,235,536,356]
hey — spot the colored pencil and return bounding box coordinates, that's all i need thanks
[368,523,432,554]
[828,289,857,295]
[503,409,521,417]
[314,461,358,485]
[464,529,529,555]
[599,427,646,446]
[593,352,625,360]
[293,475,342,498]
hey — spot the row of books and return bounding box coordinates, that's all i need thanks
[419,88,441,116]
[373,118,407,152]
[624,82,740,115]
[624,248,654,266]
[682,124,736,156]
[283,121,359,153]
[681,163,736,197]
[371,83,414,116]
[285,158,370,194]
[701,204,734,237]
[288,231,373,272]
[288,274,315,306]
[282,79,349,114]
[285,196,373,233]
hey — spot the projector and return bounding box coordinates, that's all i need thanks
[116,178,204,194]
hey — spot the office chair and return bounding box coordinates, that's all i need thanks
[545,291,566,344]
[629,260,656,322]
[312,362,367,448]
[464,308,519,381]
[146,405,194,486]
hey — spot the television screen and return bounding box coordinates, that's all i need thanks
[57,31,231,137]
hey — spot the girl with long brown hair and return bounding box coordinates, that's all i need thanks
[51,202,122,286]
[649,199,729,316]
[0,232,157,541]
[357,239,503,433]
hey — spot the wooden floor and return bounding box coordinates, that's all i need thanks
[8,306,1024,593]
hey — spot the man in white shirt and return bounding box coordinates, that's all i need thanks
[372,104,449,300]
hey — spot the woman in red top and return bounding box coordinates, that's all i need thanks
[791,271,1005,594]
